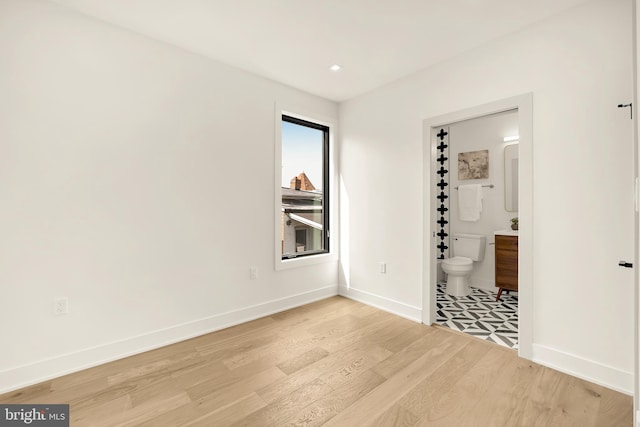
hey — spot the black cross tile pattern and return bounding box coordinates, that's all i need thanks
[436,128,450,260]
[436,217,448,227]
[435,283,519,350]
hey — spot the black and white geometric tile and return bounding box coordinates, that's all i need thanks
[436,283,518,350]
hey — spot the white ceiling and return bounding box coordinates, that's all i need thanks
[50,0,591,102]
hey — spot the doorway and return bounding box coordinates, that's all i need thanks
[422,94,533,360]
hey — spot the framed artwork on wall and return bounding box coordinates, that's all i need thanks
[458,149,489,180]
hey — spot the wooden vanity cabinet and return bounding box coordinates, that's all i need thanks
[495,235,518,301]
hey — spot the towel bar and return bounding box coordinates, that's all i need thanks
[453,184,494,190]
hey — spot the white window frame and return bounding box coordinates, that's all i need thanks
[274,104,338,271]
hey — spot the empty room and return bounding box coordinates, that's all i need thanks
[1,0,639,425]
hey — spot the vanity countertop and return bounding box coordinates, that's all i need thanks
[495,229,518,236]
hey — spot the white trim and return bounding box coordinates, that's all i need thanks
[532,344,633,395]
[422,93,534,360]
[0,285,338,394]
[338,285,422,322]
[633,0,639,422]
[274,103,339,271]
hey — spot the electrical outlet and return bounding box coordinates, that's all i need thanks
[53,297,68,315]
[249,267,258,280]
[379,262,387,274]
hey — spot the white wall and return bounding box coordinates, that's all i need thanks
[634,0,639,419]
[0,0,338,392]
[448,111,519,291]
[340,0,635,393]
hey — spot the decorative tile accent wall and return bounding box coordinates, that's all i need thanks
[436,128,450,260]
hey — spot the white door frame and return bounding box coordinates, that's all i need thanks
[632,1,639,424]
[422,93,534,359]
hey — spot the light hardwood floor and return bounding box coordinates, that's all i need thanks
[1,296,633,426]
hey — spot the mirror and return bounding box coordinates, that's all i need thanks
[504,143,519,212]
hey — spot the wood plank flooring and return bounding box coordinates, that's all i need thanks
[0,296,633,426]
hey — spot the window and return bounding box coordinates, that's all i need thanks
[280,114,329,259]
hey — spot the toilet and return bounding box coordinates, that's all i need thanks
[442,233,486,296]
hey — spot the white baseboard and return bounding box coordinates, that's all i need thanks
[338,285,422,323]
[532,344,633,395]
[338,287,632,395]
[0,285,338,394]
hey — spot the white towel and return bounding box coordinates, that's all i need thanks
[458,184,483,221]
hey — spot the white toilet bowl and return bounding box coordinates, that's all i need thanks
[441,256,473,296]
[442,233,486,297]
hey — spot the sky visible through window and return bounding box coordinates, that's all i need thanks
[281,120,323,191]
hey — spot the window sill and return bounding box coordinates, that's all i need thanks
[275,251,337,271]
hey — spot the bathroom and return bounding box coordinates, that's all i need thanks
[435,109,519,349]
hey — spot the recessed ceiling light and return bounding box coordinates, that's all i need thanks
[329,64,342,72]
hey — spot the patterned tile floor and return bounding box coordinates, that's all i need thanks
[436,283,519,350]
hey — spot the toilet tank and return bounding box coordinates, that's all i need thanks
[452,233,486,261]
